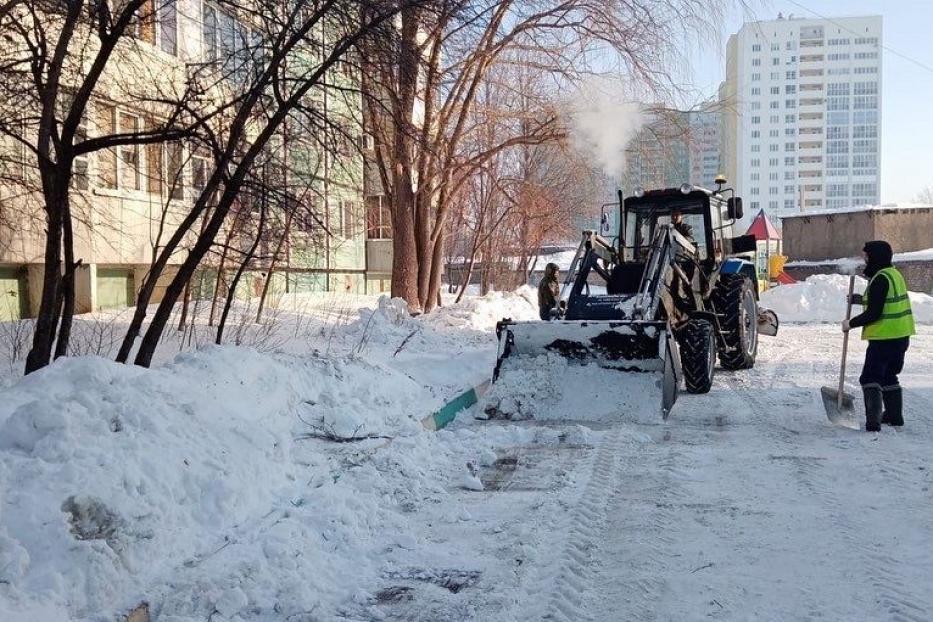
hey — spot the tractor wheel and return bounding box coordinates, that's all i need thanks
[679,318,716,394]
[712,273,759,370]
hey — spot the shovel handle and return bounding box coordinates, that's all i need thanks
[838,275,856,408]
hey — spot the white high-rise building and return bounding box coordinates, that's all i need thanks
[720,14,882,223]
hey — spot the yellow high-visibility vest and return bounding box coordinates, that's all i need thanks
[862,267,916,340]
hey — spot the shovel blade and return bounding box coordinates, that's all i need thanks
[820,386,859,429]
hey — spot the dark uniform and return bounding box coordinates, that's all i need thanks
[847,241,915,431]
[538,263,560,320]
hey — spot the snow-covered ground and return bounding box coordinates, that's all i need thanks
[1,278,932,621]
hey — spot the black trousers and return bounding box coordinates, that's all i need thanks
[859,337,909,389]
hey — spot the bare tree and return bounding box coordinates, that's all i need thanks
[366,0,724,313]
[916,185,933,205]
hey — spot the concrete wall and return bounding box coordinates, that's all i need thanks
[785,259,933,294]
[782,211,874,260]
[782,208,933,261]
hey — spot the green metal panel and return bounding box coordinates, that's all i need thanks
[96,268,134,310]
[0,267,27,321]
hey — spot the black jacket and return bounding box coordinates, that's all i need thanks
[850,240,893,329]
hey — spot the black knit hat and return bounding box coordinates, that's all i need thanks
[863,240,893,277]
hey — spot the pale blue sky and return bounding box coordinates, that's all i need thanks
[683,0,933,204]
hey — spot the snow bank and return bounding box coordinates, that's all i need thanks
[0,286,549,620]
[762,274,933,324]
[0,346,444,619]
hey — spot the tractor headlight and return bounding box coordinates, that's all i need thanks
[633,186,645,198]
[680,183,693,195]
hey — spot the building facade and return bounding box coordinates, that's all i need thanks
[623,107,721,193]
[0,1,376,322]
[720,14,882,224]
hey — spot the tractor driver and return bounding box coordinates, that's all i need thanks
[671,209,695,243]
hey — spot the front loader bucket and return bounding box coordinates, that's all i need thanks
[488,320,680,420]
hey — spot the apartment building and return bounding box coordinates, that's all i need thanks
[0,1,375,322]
[622,107,721,192]
[720,14,883,224]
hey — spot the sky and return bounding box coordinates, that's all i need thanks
[681,0,933,204]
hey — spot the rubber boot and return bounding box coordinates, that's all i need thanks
[882,386,904,426]
[863,385,883,432]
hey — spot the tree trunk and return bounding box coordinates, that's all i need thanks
[177,280,192,331]
[53,209,78,359]
[24,177,66,374]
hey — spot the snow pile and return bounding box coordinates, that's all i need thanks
[0,347,442,620]
[484,353,661,423]
[426,286,538,332]
[762,274,933,324]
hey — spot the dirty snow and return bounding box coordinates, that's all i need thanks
[2,286,933,621]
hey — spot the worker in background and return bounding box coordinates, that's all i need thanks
[538,262,560,320]
[843,241,915,431]
[671,209,694,242]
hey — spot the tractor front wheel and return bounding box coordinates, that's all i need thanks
[679,318,716,394]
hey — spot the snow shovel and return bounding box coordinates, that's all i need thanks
[821,275,858,429]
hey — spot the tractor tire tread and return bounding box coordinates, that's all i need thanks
[680,318,715,394]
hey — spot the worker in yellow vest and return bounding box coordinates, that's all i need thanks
[842,241,915,432]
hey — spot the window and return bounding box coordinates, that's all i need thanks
[159,0,177,54]
[784,156,794,166]
[785,85,796,94]
[769,172,779,181]
[118,112,142,190]
[786,41,795,51]
[769,200,778,210]
[786,99,796,109]
[59,94,89,190]
[769,144,779,152]
[366,196,392,239]
[784,114,794,123]
[785,128,796,136]
[0,116,26,180]
[751,87,761,96]
[205,3,257,83]
[772,57,780,66]
[751,130,760,138]
[784,171,795,180]
[752,58,761,66]
[784,199,795,209]
[785,142,795,152]
[751,116,760,124]
[752,73,761,81]
[770,72,780,80]
[750,201,759,209]
[752,44,762,52]
[96,104,117,189]
[770,101,780,109]
[751,144,760,153]
[751,158,760,167]
[164,142,184,199]
[784,185,795,194]
[134,0,177,55]
[750,187,760,195]
[751,101,761,110]
[770,115,780,123]
[771,43,780,52]
[771,86,780,95]
[770,129,780,138]
[191,149,210,193]
[769,158,779,167]
[750,172,760,181]
[203,5,217,60]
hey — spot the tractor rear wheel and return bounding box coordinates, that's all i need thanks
[679,318,716,394]
[712,273,759,370]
